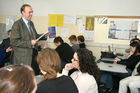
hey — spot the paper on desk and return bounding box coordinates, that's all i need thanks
[37,31,48,40]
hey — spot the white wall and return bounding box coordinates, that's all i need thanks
[0,0,140,16]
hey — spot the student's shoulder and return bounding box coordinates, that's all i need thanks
[59,75,74,81]
[79,73,96,83]
[37,81,50,93]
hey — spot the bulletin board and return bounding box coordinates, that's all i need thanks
[1,14,140,46]
[95,15,140,40]
[46,15,140,45]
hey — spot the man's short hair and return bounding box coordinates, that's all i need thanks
[7,29,11,35]
[53,36,64,44]
[20,4,31,13]
[69,35,77,41]
[77,35,85,42]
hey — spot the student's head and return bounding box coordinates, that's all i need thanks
[7,29,11,38]
[71,48,100,82]
[20,4,33,20]
[37,48,61,81]
[130,42,140,55]
[130,42,140,54]
[53,36,64,47]
[0,65,37,93]
[68,35,77,44]
[77,35,85,44]
[130,38,140,44]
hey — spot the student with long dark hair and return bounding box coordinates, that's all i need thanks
[63,48,100,93]
[115,42,140,75]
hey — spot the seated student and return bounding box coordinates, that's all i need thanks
[119,62,140,93]
[77,35,86,48]
[100,42,140,92]
[114,42,140,75]
[53,36,74,69]
[62,48,100,93]
[69,35,79,51]
[125,38,140,58]
[0,65,37,93]
[0,30,12,67]
[36,48,78,93]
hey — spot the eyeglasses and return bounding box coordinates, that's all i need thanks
[71,58,79,62]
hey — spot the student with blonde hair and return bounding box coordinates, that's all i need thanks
[36,48,78,93]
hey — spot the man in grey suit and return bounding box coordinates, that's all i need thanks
[11,4,46,75]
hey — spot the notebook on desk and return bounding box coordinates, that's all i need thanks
[100,58,114,64]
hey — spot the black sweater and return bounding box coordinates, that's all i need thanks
[55,43,74,63]
[36,75,78,93]
[118,55,140,71]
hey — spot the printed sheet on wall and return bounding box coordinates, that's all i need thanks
[108,18,139,40]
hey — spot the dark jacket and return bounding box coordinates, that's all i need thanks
[36,75,78,93]
[55,43,74,63]
[0,38,10,50]
[11,18,40,65]
[79,43,86,48]
[118,55,140,71]
[0,38,11,67]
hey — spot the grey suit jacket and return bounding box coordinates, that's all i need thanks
[11,18,39,65]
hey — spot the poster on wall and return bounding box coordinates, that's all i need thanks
[76,17,85,33]
[64,15,76,24]
[60,28,69,38]
[48,14,64,27]
[108,19,138,40]
[85,16,94,31]
[0,23,6,41]
[97,17,108,24]
[48,26,56,38]
[6,16,15,31]
[84,31,94,40]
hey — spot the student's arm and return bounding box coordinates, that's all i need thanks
[62,63,74,76]
[114,57,127,65]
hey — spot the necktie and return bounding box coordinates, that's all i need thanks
[28,22,36,39]
[28,22,37,49]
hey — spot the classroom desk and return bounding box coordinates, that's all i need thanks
[97,61,128,73]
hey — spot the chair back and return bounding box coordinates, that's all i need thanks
[131,61,140,76]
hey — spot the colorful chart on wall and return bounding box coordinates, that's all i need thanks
[108,18,139,40]
[48,26,56,38]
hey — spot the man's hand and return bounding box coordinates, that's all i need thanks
[45,31,52,36]
[31,40,38,45]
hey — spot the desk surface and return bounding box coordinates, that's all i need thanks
[97,61,128,73]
